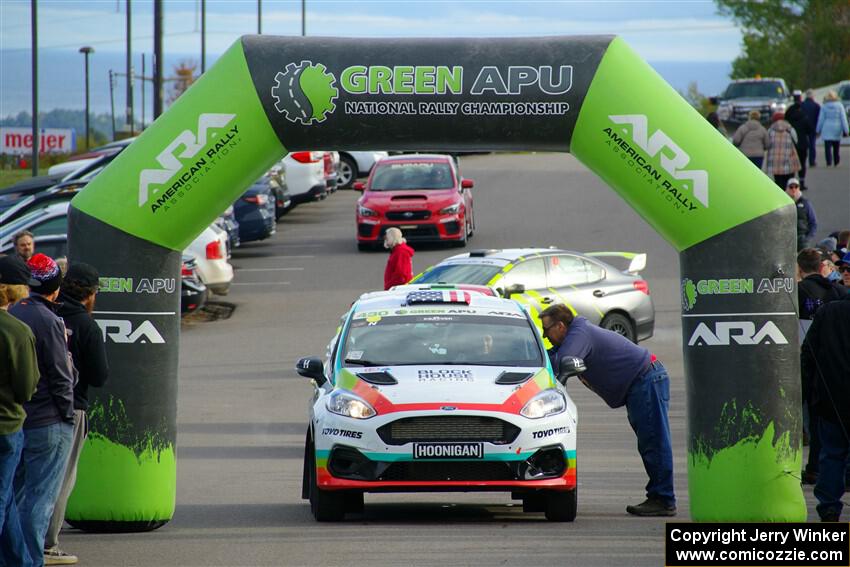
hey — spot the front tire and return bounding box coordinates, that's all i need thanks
[338,155,358,189]
[544,489,577,522]
[600,312,636,343]
[308,444,346,521]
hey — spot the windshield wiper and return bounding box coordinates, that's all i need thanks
[344,358,385,366]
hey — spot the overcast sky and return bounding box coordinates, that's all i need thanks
[1,0,740,59]
[0,0,743,117]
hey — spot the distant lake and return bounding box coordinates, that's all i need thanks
[0,49,732,118]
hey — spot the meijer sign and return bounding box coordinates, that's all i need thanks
[1,127,75,154]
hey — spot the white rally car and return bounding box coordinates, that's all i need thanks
[297,288,581,522]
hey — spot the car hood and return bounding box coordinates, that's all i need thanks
[336,366,553,409]
[362,189,458,210]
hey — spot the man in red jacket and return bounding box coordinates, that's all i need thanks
[383,227,414,290]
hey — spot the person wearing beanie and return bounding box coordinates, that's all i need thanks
[44,263,109,565]
[8,254,76,566]
[0,255,40,565]
[383,227,415,290]
[765,111,802,189]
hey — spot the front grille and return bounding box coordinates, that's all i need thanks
[358,223,375,237]
[381,225,439,241]
[386,210,431,221]
[378,461,515,481]
[731,105,771,123]
[377,416,519,446]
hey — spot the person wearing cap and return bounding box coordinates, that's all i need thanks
[765,111,802,189]
[785,179,817,250]
[732,109,769,168]
[383,227,415,291]
[8,254,76,567]
[540,303,676,517]
[816,90,849,167]
[42,263,108,565]
[802,89,821,166]
[0,255,40,566]
[784,90,811,190]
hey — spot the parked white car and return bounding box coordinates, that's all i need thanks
[337,151,388,189]
[280,151,327,207]
[185,225,234,296]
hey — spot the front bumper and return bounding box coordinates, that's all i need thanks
[313,411,576,493]
[357,215,464,243]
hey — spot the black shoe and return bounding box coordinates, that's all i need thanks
[802,470,818,485]
[626,497,677,517]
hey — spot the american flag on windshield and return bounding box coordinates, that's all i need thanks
[406,290,472,305]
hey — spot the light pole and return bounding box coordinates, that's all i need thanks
[79,46,95,150]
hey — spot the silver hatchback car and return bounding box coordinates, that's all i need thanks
[411,248,655,344]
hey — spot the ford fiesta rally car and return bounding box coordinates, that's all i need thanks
[297,288,580,522]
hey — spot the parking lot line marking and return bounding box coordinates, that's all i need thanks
[232,282,291,286]
[237,268,304,272]
[682,312,797,317]
[249,255,315,259]
[93,311,176,315]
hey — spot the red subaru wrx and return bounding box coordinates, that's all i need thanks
[354,154,475,251]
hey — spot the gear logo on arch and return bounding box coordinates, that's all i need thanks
[271,61,338,125]
[681,278,697,312]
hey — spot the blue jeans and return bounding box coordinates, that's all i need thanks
[814,417,849,520]
[0,430,31,567]
[748,156,763,169]
[625,361,675,506]
[14,422,73,567]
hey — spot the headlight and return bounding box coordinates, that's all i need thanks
[358,205,378,217]
[770,102,787,112]
[439,203,460,215]
[520,389,566,419]
[717,104,732,120]
[326,390,376,419]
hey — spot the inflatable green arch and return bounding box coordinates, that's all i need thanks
[66,35,805,529]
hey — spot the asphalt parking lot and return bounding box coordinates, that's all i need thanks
[61,149,848,566]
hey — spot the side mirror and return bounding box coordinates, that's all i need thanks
[352,182,365,191]
[461,178,474,189]
[708,96,719,105]
[296,356,326,385]
[504,283,525,297]
[556,356,586,385]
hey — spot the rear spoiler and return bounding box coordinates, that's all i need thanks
[585,252,647,275]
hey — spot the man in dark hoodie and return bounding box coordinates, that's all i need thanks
[43,262,108,565]
[797,248,848,485]
[8,254,76,567]
[802,294,850,521]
